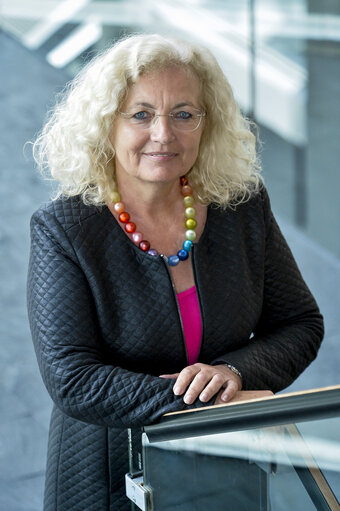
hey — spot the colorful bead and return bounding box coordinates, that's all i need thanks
[132,232,143,244]
[139,240,151,252]
[181,185,193,196]
[111,177,197,265]
[185,218,197,229]
[119,212,130,223]
[177,249,189,261]
[185,207,196,218]
[168,255,180,266]
[111,191,121,203]
[125,222,136,233]
[148,249,158,256]
[114,201,125,214]
[186,229,196,241]
[183,240,193,252]
[183,195,194,207]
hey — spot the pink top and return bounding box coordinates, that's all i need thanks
[177,286,202,365]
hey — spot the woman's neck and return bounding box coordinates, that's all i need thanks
[115,172,183,221]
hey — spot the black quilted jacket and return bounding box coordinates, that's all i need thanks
[27,188,323,510]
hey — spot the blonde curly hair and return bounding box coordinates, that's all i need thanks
[33,33,262,207]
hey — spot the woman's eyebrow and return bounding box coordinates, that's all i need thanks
[173,102,195,108]
[129,101,195,109]
[130,102,156,109]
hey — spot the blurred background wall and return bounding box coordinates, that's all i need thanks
[1,1,339,509]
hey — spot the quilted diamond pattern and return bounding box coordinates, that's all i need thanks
[27,187,323,509]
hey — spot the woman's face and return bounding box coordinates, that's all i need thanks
[110,67,204,186]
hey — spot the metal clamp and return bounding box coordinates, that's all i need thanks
[125,473,151,511]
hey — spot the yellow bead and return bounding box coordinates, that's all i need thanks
[111,191,121,203]
[185,218,197,229]
[186,229,197,241]
[183,195,194,207]
[185,207,196,218]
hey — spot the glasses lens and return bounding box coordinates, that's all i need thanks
[122,108,204,131]
[127,110,154,128]
[171,108,202,131]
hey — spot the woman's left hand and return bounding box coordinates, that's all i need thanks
[159,363,242,405]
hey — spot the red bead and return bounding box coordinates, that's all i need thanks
[139,240,151,252]
[125,222,136,233]
[119,212,130,223]
[181,185,192,196]
[180,176,188,186]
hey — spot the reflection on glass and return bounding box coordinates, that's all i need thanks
[143,416,340,510]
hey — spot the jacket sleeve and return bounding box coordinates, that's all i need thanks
[212,189,324,392]
[27,209,206,429]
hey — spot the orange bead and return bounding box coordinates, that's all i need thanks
[181,185,192,196]
[125,222,136,233]
[119,212,130,223]
[114,202,125,214]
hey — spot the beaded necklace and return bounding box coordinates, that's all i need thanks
[111,176,197,266]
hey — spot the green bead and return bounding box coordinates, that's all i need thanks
[185,218,197,229]
[186,229,197,241]
[111,191,121,203]
[183,195,194,207]
[185,207,196,218]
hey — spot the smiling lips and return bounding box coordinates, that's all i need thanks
[144,152,177,160]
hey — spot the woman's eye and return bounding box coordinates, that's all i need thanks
[173,111,192,120]
[132,111,152,121]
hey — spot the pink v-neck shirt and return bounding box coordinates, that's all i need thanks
[177,286,202,365]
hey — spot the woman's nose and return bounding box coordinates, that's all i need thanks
[150,115,175,144]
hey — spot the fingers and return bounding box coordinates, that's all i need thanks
[172,365,201,398]
[159,373,179,379]
[218,378,240,403]
[198,373,227,403]
[181,369,215,405]
[172,364,241,405]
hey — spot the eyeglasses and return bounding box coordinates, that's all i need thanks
[118,107,206,132]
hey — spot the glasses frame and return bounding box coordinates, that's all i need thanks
[118,108,206,132]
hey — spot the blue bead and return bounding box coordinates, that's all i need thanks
[168,255,180,266]
[183,240,193,252]
[177,249,189,261]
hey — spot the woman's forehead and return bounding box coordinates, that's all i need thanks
[124,67,201,107]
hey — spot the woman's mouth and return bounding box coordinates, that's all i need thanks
[144,152,177,160]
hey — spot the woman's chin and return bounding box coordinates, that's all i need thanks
[137,167,184,185]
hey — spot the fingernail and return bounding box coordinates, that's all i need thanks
[173,386,180,395]
[222,393,229,402]
[200,392,208,402]
[184,394,194,405]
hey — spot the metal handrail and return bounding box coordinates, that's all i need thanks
[144,385,340,443]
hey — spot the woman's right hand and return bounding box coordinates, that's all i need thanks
[160,362,242,405]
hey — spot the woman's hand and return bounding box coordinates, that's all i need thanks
[160,363,242,405]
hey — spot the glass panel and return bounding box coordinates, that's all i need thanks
[143,416,340,510]
[255,0,340,255]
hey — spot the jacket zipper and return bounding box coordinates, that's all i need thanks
[191,244,204,360]
[160,254,189,365]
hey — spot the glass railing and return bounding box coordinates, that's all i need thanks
[126,385,340,510]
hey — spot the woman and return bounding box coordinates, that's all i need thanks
[28,34,324,510]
